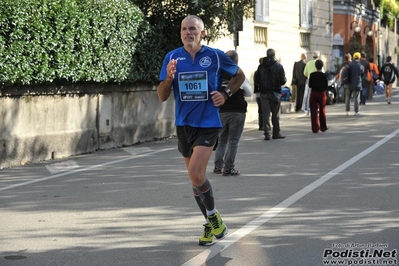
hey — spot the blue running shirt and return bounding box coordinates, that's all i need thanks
[159,46,239,128]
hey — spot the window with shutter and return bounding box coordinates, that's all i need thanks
[300,32,310,48]
[255,0,270,22]
[300,0,313,29]
[254,26,268,46]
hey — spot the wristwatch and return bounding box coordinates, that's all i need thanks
[223,88,232,98]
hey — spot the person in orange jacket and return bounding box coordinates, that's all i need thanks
[359,52,371,105]
[368,58,380,101]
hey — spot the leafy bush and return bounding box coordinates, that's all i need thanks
[0,0,147,86]
[0,0,255,86]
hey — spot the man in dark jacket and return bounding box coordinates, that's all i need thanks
[254,49,287,140]
[346,52,364,116]
[292,53,307,112]
[253,58,264,131]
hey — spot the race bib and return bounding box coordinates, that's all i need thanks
[178,71,208,101]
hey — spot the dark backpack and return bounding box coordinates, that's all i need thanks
[339,64,350,84]
[255,64,268,93]
[381,63,395,83]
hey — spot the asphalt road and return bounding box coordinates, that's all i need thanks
[1,92,398,266]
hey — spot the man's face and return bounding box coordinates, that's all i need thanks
[181,18,205,48]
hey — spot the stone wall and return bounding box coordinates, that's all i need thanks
[0,85,175,168]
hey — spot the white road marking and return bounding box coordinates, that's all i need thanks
[45,160,80,174]
[123,147,152,155]
[0,148,175,192]
[181,128,399,266]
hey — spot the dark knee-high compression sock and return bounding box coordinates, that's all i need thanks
[193,187,207,219]
[195,179,215,216]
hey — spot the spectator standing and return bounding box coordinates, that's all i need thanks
[214,50,252,176]
[292,53,307,112]
[368,58,380,100]
[359,52,371,105]
[308,60,328,133]
[346,52,364,115]
[338,53,352,104]
[303,50,322,114]
[254,58,264,131]
[380,56,399,104]
[254,49,287,140]
[340,53,352,69]
[157,15,245,246]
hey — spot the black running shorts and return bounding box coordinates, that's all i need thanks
[176,126,220,158]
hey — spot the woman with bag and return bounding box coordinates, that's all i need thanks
[308,60,328,133]
[368,58,379,101]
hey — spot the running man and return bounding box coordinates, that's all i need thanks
[157,15,245,246]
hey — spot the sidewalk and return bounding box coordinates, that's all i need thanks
[245,100,295,125]
[245,87,399,125]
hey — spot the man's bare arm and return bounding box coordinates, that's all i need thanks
[226,68,245,94]
[157,77,173,102]
[157,59,177,102]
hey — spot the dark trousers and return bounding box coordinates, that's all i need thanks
[309,91,327,133]
[360,81,370,104]
[260,94,281,137]
[367,80,375,101]
[256,96,263,130]
[295,84,306,112]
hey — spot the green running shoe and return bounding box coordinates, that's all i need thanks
[199,224,214,246]
[208,211,228,239]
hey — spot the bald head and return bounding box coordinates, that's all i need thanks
[267,49,275,58]
[226,50,238,64]
[182,15,204,30]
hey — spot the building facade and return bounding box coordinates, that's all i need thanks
[333,0,381,68]
[209,0,335,87]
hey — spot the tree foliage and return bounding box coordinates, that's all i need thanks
[132,0,254,48]
[374,0,399,27]
[129,0,255,84]
[348,35,373,58]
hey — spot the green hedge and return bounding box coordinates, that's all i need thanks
[0,0,148,86]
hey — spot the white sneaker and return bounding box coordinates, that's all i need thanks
[355,112,360,116]
[346,112,350,116]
